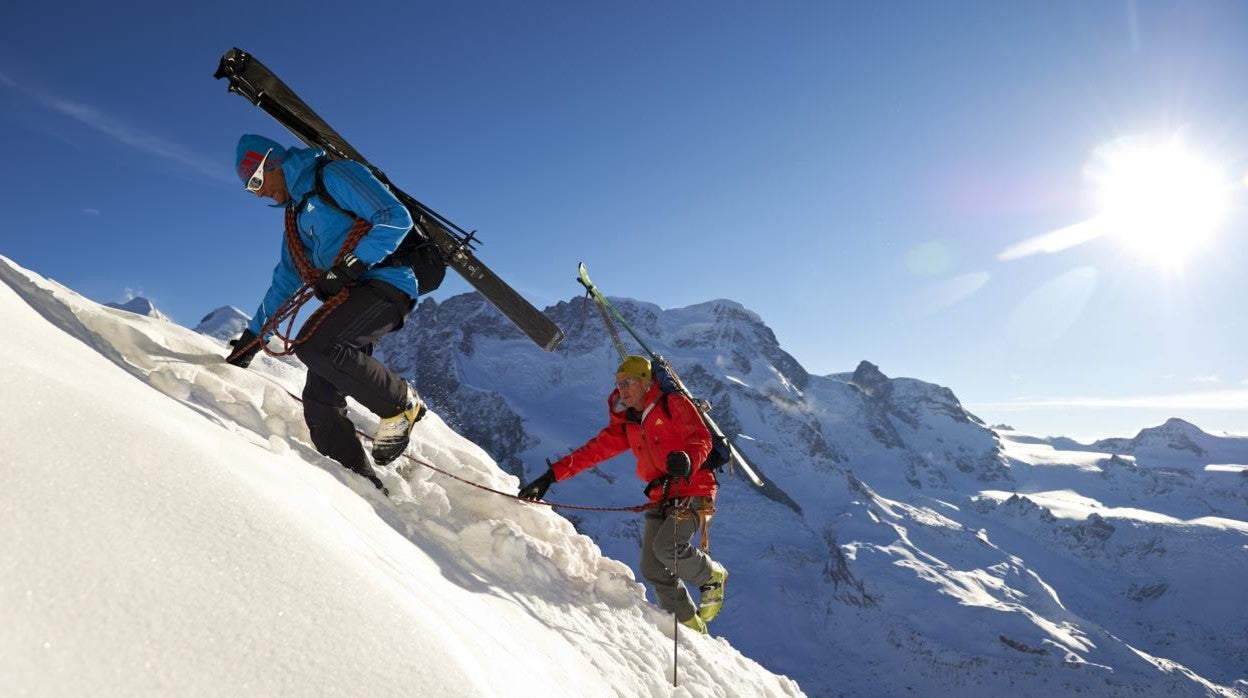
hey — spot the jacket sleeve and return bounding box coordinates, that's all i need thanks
[664,394,713,474]
[549,420,630,482]
[320,160,414,265]
[246,235,302,336]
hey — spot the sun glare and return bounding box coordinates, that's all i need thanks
[1086,137,1230,269]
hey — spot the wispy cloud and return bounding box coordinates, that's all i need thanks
[2,72,229,182]
[83,208,100,216]
[972,388,1248,412]
[1192,375,1220,384]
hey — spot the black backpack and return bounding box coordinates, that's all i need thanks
[650,359,731,476]
[306,157,447,295]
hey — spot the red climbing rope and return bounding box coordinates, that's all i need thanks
[391,448,657,513]
[254,373,656,513]
[226,208,372,361]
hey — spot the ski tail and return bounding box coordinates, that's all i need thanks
[215,49,367,165]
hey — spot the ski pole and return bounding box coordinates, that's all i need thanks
[664,476,678,687]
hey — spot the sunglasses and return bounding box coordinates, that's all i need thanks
[615,377,643,390]
[244,148,274,192]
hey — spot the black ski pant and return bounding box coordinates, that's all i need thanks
[293,280,414,478]
[639,497,716,622]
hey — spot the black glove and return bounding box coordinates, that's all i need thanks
[666,451,693,482]
[313,253,367,301]
[226,329,262,368]
[518,469,556,501]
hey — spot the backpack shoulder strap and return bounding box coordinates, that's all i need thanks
[311,158,348,215]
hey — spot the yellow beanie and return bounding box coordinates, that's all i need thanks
[616,355,652,384]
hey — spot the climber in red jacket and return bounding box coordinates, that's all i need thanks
[518,355,728,633]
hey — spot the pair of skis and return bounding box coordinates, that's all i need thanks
[577,263,764,487]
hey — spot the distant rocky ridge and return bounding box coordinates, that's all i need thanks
[376,293,1010,501]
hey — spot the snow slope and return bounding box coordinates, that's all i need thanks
[0,256,802,698]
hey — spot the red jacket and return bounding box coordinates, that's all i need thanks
[550,382,716,502]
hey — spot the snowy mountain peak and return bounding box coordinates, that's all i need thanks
[104,296,167,321]
[1133,420,1208,455]
[848,359,985,428]
[194,305,250,342]
[850,360,890,395]
[1093,417,1215,459]
[675,297,760,324]
[1149,417,1205,436]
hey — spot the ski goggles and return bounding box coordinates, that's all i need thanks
[244,148,274,192]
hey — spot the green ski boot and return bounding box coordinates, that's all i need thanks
[680,614,708,634]
[697,561,728,622]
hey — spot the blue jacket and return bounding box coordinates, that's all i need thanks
[247,146,417,335]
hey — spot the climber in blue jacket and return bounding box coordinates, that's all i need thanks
[225,134,424,491]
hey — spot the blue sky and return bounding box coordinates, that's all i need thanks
[2,1,1246,440]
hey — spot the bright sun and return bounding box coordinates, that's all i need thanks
[1086,137,1230,268]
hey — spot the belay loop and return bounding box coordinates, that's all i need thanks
[227,206,372,361]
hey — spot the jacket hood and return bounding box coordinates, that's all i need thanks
[279,146,327,203]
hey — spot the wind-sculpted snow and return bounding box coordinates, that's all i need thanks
[377,290,1248,697]
[0,256,803,698]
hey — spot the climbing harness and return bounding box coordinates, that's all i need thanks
[668,497,717,553]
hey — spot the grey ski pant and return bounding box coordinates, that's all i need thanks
[639,498,716,622]
[293,280,414,478]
